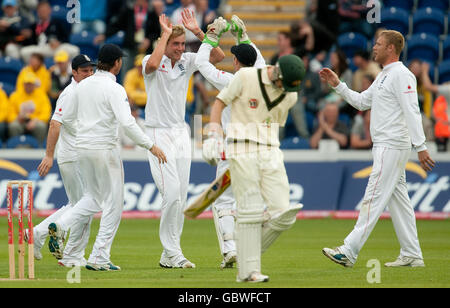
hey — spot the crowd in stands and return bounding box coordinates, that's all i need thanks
[0,0,449,152]
[277,0,450,152]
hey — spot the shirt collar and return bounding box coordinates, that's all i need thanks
[71,77,78,86]
[96,70,117,82]
[382,61,401,71]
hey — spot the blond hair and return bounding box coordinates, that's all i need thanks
[379,30,405,56]
[166,25,186,41]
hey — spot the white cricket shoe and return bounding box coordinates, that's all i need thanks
[24,228,42,260]
[230,15,251,44]
[159,253,196,269]
[220,251,237,269]
[237,271,269,283]
[86,262,121,271]
[322,247,354,268]
[384,256,425,267]
[203,17,230,48]
[58,258,87,268]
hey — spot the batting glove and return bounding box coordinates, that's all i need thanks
[202,132,224,166]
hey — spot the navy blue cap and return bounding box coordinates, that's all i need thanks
[98,44,127,65]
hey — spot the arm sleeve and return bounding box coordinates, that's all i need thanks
[51,90,66,124]
[195,43,234,91]
[185,52,199,76]
[216,71,244,106]
[109,86,154,150]
[395,73,427,150]
[333,80,374,111]
[61,88,78,136]
[142,54,155,77]
[251,42,266,69]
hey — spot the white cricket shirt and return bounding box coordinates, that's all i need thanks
[334,61,427,151]
[51,78,78,163]
[142,53,198,128]
[70,70,153,150]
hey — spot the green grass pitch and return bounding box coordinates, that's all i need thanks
[0,217,449,288]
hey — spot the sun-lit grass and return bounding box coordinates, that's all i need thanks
[0,217,449,288]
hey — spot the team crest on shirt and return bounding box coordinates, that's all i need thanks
[249,98,258,109]
[178,63,186,76]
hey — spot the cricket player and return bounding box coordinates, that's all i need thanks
[47,44,167,271]
[204,54,306,282]
[182,11,265,269]
[320,30,435,268]
[141,13,225,269]
[31,55,96,267]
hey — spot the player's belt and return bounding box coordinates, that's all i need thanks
[227,139,274,148]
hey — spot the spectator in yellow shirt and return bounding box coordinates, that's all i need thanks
[0,87,9,143]
[124,54,147,109]
[16,52,51,95]
[8,72,51,144]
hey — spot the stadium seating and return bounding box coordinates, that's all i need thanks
[280,137,310,149]
[406,33,440,63]
[337,32,369,59]
[49,0,68,5]
[51,5,72,34]
[438,60,450,84]
[412,7,445,36]
[442,36,450,61]
[105,31,125,47]
[382,0,415,12]
[44,57,55,69]
[305,111,315,135]
[417,0,449,11]
[69,31,99,61]
[0,82,15,96]
[379,7,410,36]
[6,135,40,149]
[0,57,23,86]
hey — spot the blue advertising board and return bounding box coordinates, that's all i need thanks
[0,157,449,214]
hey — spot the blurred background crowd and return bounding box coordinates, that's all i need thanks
[0,0,449,152]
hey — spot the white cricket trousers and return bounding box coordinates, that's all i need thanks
[146,126,191,260]
[34,161,92,263]
[339,146,423,264]
[212,158,236,254]
[230,148,291,279]
[57,148,125,265]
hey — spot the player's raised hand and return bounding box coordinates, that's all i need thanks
[418,150,435,172]
[181,8,200,34]
[159,14,172,36]
[319,68,340,87]
[150,145,168,164]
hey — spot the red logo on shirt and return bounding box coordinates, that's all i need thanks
[249,98,258,109]
[408,85,411,89]
[59,108,62,112]
[162,64,165,68]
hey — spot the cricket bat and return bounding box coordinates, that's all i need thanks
[184,169,231,219]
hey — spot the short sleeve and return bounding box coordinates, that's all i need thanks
[216,70,244,106]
